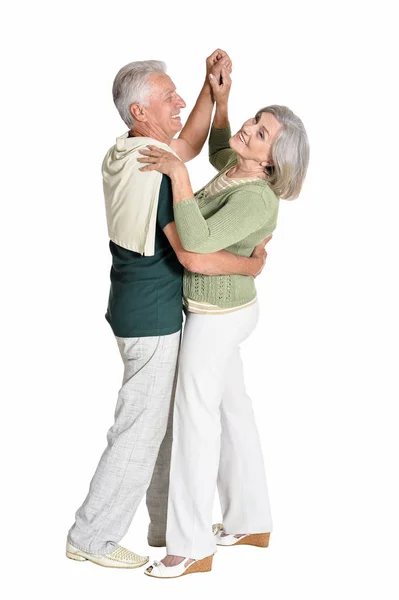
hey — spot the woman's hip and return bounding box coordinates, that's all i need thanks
[180,301,259,369]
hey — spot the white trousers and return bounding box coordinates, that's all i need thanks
[166,302,272,559]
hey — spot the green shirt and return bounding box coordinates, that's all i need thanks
[105,175,183,337]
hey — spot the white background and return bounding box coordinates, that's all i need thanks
[1,0,398,598]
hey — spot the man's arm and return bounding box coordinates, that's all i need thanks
[170,49,232,163]
[163,222,270,277]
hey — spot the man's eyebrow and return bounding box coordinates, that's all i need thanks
[262,125,270,138]
[163,88,176,96]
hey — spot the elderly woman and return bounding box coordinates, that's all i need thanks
[139,64,309,578]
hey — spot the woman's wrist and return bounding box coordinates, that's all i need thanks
[213,102,229,128]
[170,163,189,185]
[170,164,194,204]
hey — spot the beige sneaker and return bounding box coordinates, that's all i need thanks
[66,540,149,568]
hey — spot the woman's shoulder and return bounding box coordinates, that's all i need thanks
[228,180,279,206]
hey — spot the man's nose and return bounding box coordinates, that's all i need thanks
[176,95,186,109]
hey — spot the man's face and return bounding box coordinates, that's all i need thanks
[143,73,186,140]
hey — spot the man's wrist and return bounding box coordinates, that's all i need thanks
[247,255,261,277]
[202,79,214,97]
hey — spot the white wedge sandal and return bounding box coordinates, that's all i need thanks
[144,555,214,578]
[212,523,270,547]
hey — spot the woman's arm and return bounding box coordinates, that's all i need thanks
[137,145,277,256]
[208,66,237,171]
[212,84,229,129]
[170,49,232,163]
[150,157,274,254]
[172,185,276,254]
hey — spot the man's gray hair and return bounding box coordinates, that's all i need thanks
[112,60,167,128]
[257,105,309,200]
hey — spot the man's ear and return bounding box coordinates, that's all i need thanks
[130,103,147,122]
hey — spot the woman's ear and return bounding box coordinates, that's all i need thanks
[260,160,273,168]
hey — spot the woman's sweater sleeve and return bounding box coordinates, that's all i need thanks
[209,125,237,171]
[173,187,277,254]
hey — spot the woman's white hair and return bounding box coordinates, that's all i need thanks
[257,105,309,200]
[112,60,167,128]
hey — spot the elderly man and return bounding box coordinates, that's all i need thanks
[66,50,267,569]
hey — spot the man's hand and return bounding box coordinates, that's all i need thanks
[206,49,232,80]
[249,235,273,277]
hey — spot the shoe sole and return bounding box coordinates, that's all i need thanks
[66,551,148,568]
[217,533,270,547]
[144,555,213,578]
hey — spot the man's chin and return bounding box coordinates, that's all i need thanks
[167,124,182,138]
[171,116,183,129]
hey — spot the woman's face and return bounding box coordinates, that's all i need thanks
[230,112,281,167]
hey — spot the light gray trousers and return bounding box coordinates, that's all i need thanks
[68,331,180,555]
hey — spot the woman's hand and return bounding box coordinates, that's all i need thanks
[138,146,194,204]
[209,64,232,106]
[138,146,187,178]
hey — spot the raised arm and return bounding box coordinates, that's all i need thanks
[170,49,232,163]
[208,64,237,171]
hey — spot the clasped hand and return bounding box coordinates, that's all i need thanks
[206,49,232,104]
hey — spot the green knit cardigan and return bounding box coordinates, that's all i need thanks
[173,125,279,308]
